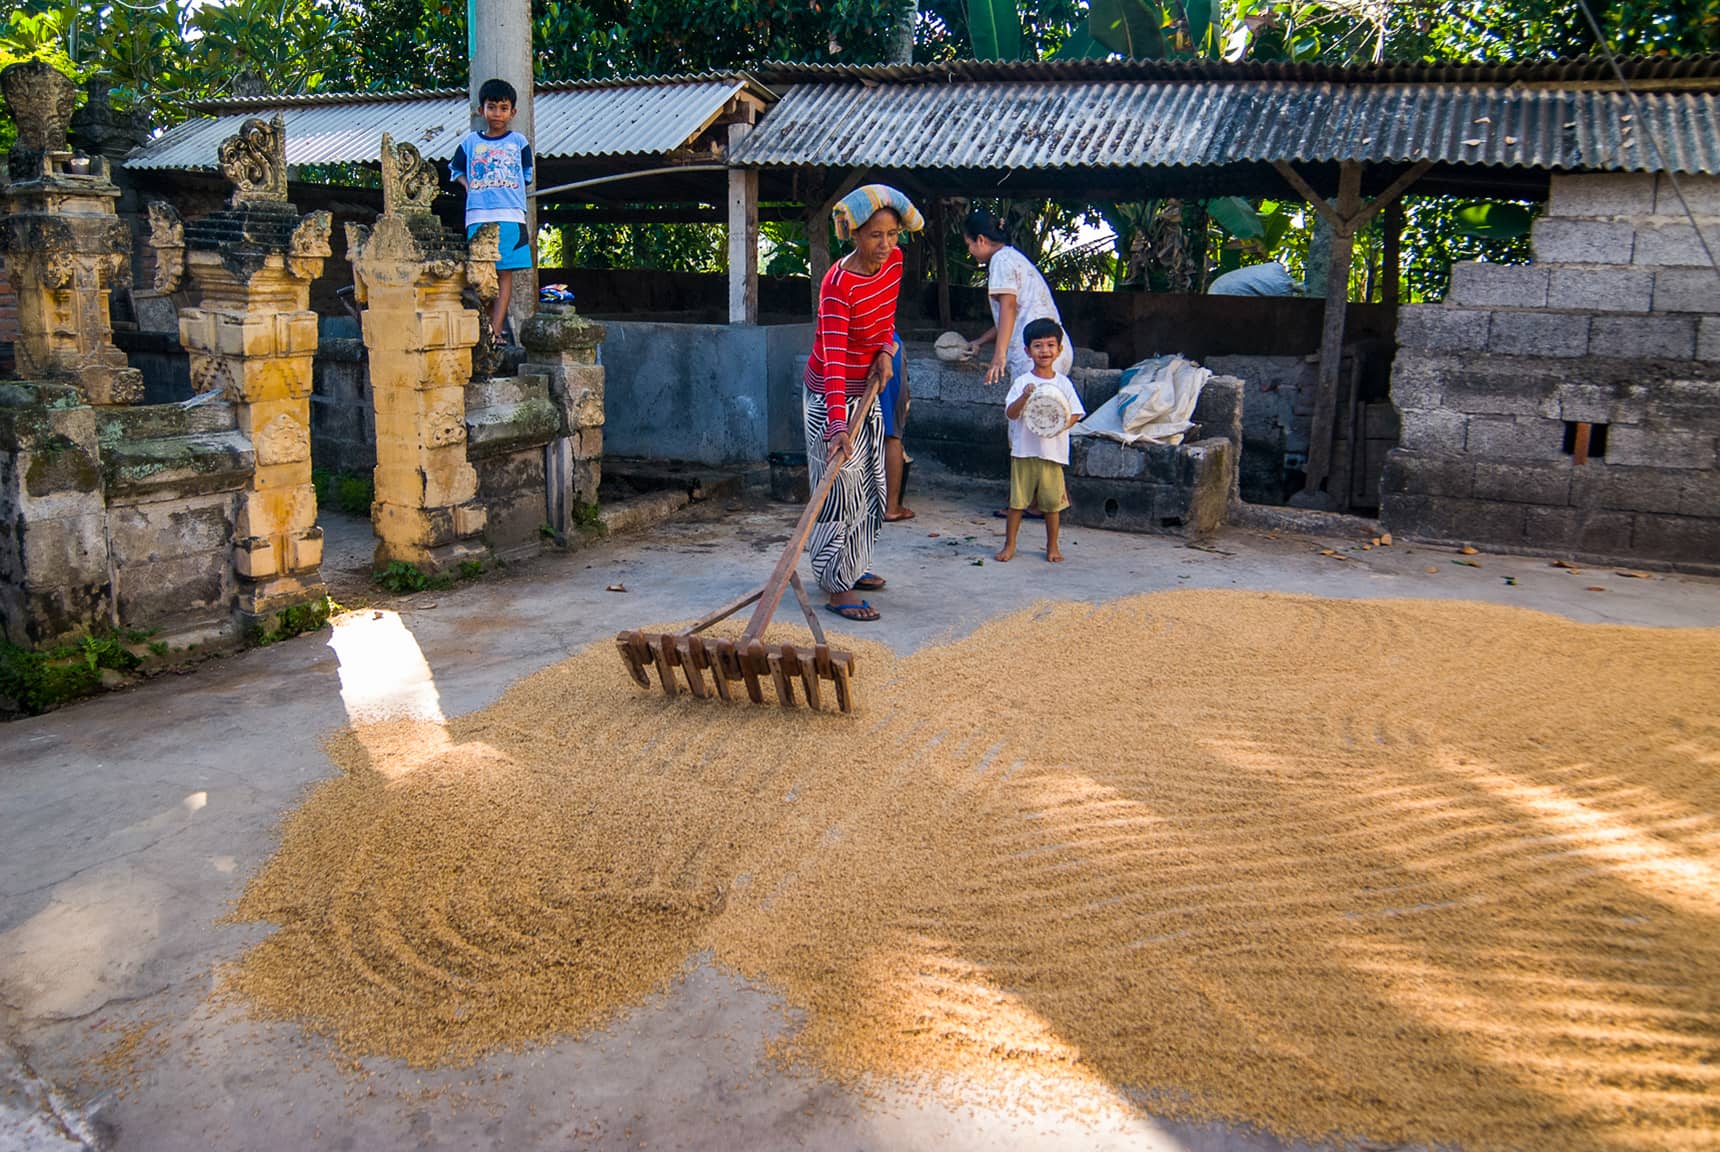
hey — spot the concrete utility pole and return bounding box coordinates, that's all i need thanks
[469,0,536,329]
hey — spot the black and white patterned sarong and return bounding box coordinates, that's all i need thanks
[803,386,886,596]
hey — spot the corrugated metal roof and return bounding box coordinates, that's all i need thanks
[750,55,1720,88]
[128,78,756,170]
[728,79,1720,174]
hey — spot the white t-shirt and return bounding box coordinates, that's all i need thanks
[988,246,1074,381]
[1005,371,1086,465]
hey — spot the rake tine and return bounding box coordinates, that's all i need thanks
[740,639,767,704]
[653,633,679,698]
[794,646,822,711]
[682,635,710,699]
[617,632,650,688]
[767,647,795,708]
[711,640,736,702]
[628,632,655,689]
[830,653,853,714]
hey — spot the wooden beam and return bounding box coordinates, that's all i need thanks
[1382,199,1403,304]
[1273,161,1343,230]
[1352,160,1434,230]
[1298,162,1363,508]
[727,122,759,326]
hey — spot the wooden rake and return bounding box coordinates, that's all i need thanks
[616,367,886,714]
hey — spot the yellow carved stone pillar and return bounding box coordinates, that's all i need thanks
[0,61,142,406]
[172,116,331,631]
[347,133,492,572]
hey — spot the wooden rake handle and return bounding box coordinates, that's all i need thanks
[738,361,889,647]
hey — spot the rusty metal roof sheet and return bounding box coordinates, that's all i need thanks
[750,54,1720,88]
[127,77,761,170]
[728,75,1720,174]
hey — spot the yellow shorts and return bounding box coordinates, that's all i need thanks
[1009,456,1068,515]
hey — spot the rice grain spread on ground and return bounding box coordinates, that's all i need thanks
[223,591,1720,1152]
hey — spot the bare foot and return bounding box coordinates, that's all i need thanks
[883,507,916,522]
[1046,547,1065,562]
[994,545,1015,562]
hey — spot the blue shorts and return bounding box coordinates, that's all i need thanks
[469,221,534,270]
[881,337,904,438]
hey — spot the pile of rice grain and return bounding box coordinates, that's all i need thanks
[224,591,1720,1152]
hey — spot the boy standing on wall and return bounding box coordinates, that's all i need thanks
[996,318,1085,564]
[451,77,533,342]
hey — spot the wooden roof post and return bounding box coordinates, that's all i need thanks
[728,121,759,325]
[1276,159,1430,509]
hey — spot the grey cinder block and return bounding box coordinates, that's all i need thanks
[1447,262,1548,308]
[1633,513,1720,563]
[1651,268,1720,314]
[1632,220,1720,268]
[1654,173,1720,217]
[1532,217,1634,265]
[1604,424,1719,470]
[1589,314,1697,361]
[1395,408,1469,453]
[1487,311,1590,358]
[1702,318,1720,362]
[1547,267,1654,313]
[1465,415,1568,461]
[1473,460,1573,505]
[1382,451,1474,499]
[1442,369,1560,418]
[1571,465,1687,515]
[1548,172,1657,218]
[1396,306,1490,353]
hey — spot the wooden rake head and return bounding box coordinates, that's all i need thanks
[614,366,887,719]
[615,630,856,713]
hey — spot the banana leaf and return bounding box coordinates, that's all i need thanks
[968,0,1023,61]
[1089,0,1164,58]
[1053,27,1111,59]
[1207,195,1264,240]
[1184,0,1220,54]
[1453,202,1533,239]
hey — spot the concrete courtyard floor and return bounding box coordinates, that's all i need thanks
[4,466,1719,1152]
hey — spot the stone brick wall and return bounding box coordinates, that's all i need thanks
[1382,172,1720,569]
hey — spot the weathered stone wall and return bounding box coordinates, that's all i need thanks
[98,400,252,644]
[1383,172,1720,569]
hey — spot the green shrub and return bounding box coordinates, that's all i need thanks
[375,561,452,595]
[0,630,144,715]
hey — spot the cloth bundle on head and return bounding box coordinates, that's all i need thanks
[832,184,925,241]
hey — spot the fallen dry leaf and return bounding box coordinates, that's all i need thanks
[1460,546,1479,556]
[606,583,627,593]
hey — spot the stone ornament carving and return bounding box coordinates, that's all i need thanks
[380,133,439,216]
[254,411,311,465]
[147,201,186,294]
[2,61,77,161]
[288,210,333,279]
[218,115,289,206]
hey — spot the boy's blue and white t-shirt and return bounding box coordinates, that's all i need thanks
[450,130,533,225]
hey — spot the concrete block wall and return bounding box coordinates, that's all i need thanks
[1383,172,1720,569]
[899,344,1115,478]
[1065,377,1243,540]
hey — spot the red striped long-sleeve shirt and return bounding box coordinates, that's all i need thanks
[805,247,903,440]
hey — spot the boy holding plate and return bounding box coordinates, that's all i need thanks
[996,318,1085,564]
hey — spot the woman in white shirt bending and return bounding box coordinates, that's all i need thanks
[961,210,1074,386]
